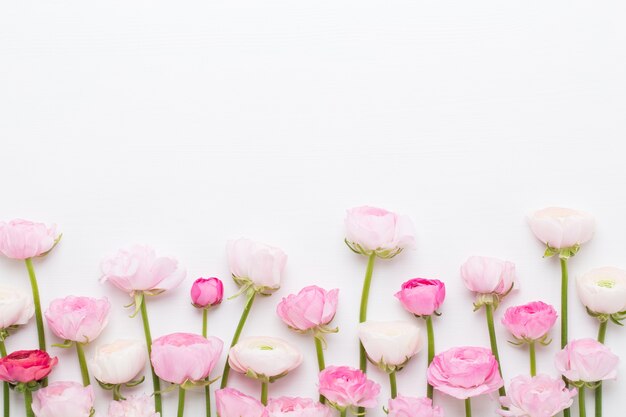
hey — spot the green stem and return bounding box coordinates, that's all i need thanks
[24,389,34,417]
[425,315,435,400]
[261,381,268,406]
[529,341,536,377]
[595,321,608,417]
[113,388,121,401]
[389,371,398,399]
[202,309,211,417]
[560,257,571,417]
[139,293,161,414]
[485,303,506,398]
[465,398,472,417]
[25,258,46,352]
[340,410,347,417]
[202,309,208,338]
[597,321,607,343]
[220,291,256,389]
[579,386,586,417]
[358,253,376,372]
[314,336,326,404]
[177,386,186,417]
[1,340,8,417]
[76,343,90,386]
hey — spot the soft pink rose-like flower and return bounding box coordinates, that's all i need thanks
[100,245,186,294]
[555,338,619,383]
[576,267,626,315]
[150,332,223,385]
[91,339,147,385]
[528,207,595,249]
[229,336,302,381]
[0,219,60,260]
[427,346,504,400]
[498,374,576,417]
[395,278,446,317]
[45,296,110,343]
[345,206,416,257]
[32,381,95,417]
[0,350,58,383]
[107,394,159,417]
[191,277,224,308]
[358,320,421,371]
[387,396,444,417]
[267,397,333,417]
[0,285,34,329]
[276,286,339,332]
[318,365,380,410]
[215,388,268,417]
[460,256,516,296]
[501,301,557,342]
[228,238,287,293]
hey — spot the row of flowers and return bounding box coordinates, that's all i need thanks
[0,206,624,417]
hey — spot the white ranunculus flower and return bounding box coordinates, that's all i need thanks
[90,339,147,385]
[227,239,287,294]
[0,285,34,329]
[358,320,421,372]
[228,336,302,381]
[528,207,595,250]
[577,267,626,315]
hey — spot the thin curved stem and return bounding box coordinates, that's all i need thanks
[202,309,211,417]
[25,258,46,352]
[261,381,268,406]
[389,371,398,399]
[220,291,256,389]
[113,387,121,401]
[465,398,472,417]
[139,294,161,414]
[1,340,8,417]
[202,309,208,338]
[595,321,608,417]
[425,315,435,399]
[529,341,536,377]
[560,258,571,417]
[485,303,506,399]
[76,343,90,386]
[358,253,376,372]
[579,386,586,417]
[177,386,186,417]
[340,410,347,417]
[315,336,326,404]
[24,389,34,417]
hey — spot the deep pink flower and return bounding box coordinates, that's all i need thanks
[498,374,576,417]
[276,286,339,332]
[501,301,557,342]
[395,278,445,316]
[215,388,268,417]
[555,338,619,383]
[191,277,224,308]
[267,397,333,417]
[0,219,60,260]
[387,396,444,417]
[45,296,110,343]
[318,365,380,410]
[0,350,58,383]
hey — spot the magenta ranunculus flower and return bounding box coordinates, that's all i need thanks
[32,381,95,417]
[501,301,557,342]
[150,332,223,385]
[461,256,516,299]
[497,374,576,417]
[555,338,619,384]
[0,350,58,383]
[0,219,60,260]
[267,397,333,417]
[45,296,110,343]
[276,286,339,333]
[215,388,268,417]
[387,396,444,417]
[107,394,159,417]
[427,346,503,400]
[395,278,446,317]
[191,277,224,309]
[318,365,380,412]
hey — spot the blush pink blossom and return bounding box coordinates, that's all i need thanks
[227,238,287,293]
[107,394,159,417]
[0,219,60,260]
[267,397,333,417]
[0,285,35,329]
[387,396,444,417]
[276,286,339,332]
[191,277,224,308]
[32,381,95,417]
[150,332,223,385]
[498,374,576,417]
[555,338,619,383]
[460,256,516,296]
[45,296,110,343]
[395,278,445,317]
[427,346,503,400]
[0,350,58,383]
[501,301,557,342]
[215,388,268,417]
[528,207,595,249]
[318,365,380,410]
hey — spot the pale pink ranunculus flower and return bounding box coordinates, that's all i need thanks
[229,336,302,381]
[91,339,147,385]
[191,277,224,309]
[427,346,504,400]
[318,365,380,410]
[45,296,110,344]
[32,381,95,417]
[460,256,516,296]
[0,219,60,260]
[0,285,34,329]
[267,397,333,417]
[227,238,287,293]
[555,338,619,383]
[387,396,444,417]
[345,206,416,258]
[395,278,446,317]
[150,332,223,385]
[577,267,626,315]
[498,374,576,417]
[501,301,557,342]
[528,207,595,250]
[107,394,159,417]
[215,388,268,417]
[100,245,186,295]
[276,286,339,332]
[358,320,421,371]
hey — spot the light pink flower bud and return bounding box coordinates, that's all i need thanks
[0,219,60,260]
[32,381,94,417]
[191,277,224,309]
[107,394,159,417]
[215,388,268,417]
[498,374,576,417]
[501,301,557,342]
[276,286,339,332]
[460,256,516,296]
[395,278,445,317]
[229,336,302,381]
[528,207,595,249]
[228,238,287,294]
[387,396,444,417]
[555,338,619,383]
[45,296,110,344]
[267,397,333,417]
[318,365,380,410]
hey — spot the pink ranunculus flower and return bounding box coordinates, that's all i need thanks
[100,245,186,295]
[45,296,110,344]
[229,336,302,381]
[228,238,287,294]
[150,332,223,385]
[501,301,557,342]
[387,396,444,417]
[427,346,504,400]
[528,207,595,250]
[191,277,224,309]
[460,256,516,301]
[345,206,416,258]
[358,320,421,371]
[555,338,619,383]
[0,350,58,383]
[91,339,147,385]
[576,266,626,315]
[215,388,268,417]
[276,286,339,333]
[498,374,576,417]
[32,381,95,417]
[395,278,446,317]
[318,365,380,411]
[0,219,60,260]
[107,394,159,417]
[267,397,333,417]
[0,285,35,329]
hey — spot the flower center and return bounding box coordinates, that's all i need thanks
[596,279,615,289]
[259,345,274,350]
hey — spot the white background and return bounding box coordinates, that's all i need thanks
[1,1,626,416]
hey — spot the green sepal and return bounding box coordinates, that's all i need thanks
[51,339,74,349]
[36,233,63,258]
[126,292,144,318]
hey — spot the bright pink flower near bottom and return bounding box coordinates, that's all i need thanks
[387,396,444,417]
[498,374,576,417]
